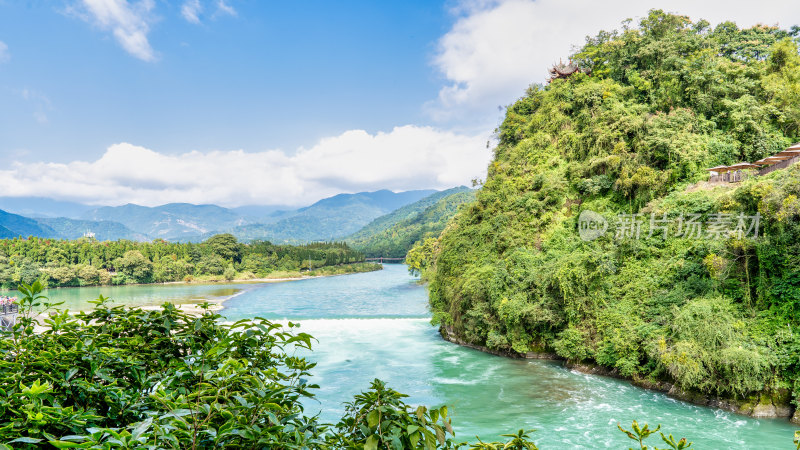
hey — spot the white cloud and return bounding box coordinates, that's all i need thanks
[0,41,9,63]
[20,88,53,124]
[428,0,800,125]
[73,0,157,61]
[0,126,490,207]
[181,0,202,24]
[215,0,236,18]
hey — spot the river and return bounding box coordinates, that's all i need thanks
[18,264,799,448]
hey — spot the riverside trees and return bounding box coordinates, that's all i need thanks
[0,235,366,288]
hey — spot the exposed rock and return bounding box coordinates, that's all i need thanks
[752,402,778,418]
[524,351,560,360]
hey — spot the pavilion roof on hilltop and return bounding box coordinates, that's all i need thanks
[754,159,777,165]
[548,59,590,82]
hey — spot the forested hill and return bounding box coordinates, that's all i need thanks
[0,208,57,238]
[199,189,437,243]
[345,186,476,258]
[425,11,800,415]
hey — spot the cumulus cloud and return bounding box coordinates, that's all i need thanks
[0,126,490,207]
[0,41,9,63]
[73,0,157,61]
[428,0,800,125]
[181,0,202,24]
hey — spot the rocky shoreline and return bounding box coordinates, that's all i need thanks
[439,326,798,424]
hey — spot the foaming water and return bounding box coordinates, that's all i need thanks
[32,265,799,448]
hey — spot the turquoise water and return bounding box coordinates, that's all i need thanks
[220,265,798,448]
[2,282,248,311]
[21,266,799,448]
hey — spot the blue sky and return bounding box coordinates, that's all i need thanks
[0,1,449,162]
[0,0,798,207]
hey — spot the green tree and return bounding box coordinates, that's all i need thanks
[406,237,438,277]
[114,250,153,283]
[205,233,241,262]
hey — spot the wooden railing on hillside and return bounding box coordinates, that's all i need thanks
[759,156,800,176]
[709,171,750,183]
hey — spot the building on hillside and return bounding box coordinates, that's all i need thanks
[707,143,800,183]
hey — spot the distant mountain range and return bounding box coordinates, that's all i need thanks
[0,208,146,241]
[207,189,437,243]
[81,203,250,241]
[0,196,93,219]
[0,189,451,245]
[344,187,476,257]
[36,217,149,241]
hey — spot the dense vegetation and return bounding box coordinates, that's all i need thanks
[424,11,800,410]
[346,187,475,258]
[0,234,369,289]
[0,282,550,449]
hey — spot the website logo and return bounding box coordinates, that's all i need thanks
[578,210,608,241]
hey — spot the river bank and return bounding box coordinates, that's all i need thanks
[13,263,383,319]
[0,262,383,293]
[439,325,798,424]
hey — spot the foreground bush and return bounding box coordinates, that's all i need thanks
[1,281,325,448]
[0,281,542,449]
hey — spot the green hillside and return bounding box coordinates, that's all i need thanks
[0,209,58,238]
[345,187,475,258]
[424,11,800,412]
[0,225,14,239]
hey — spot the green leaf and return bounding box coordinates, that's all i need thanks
[10,437,43,444]
[365,434,379,450]
[48,441,85,449]
[367,410,380,428]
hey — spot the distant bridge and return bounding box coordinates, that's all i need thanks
[365,257,405,263]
